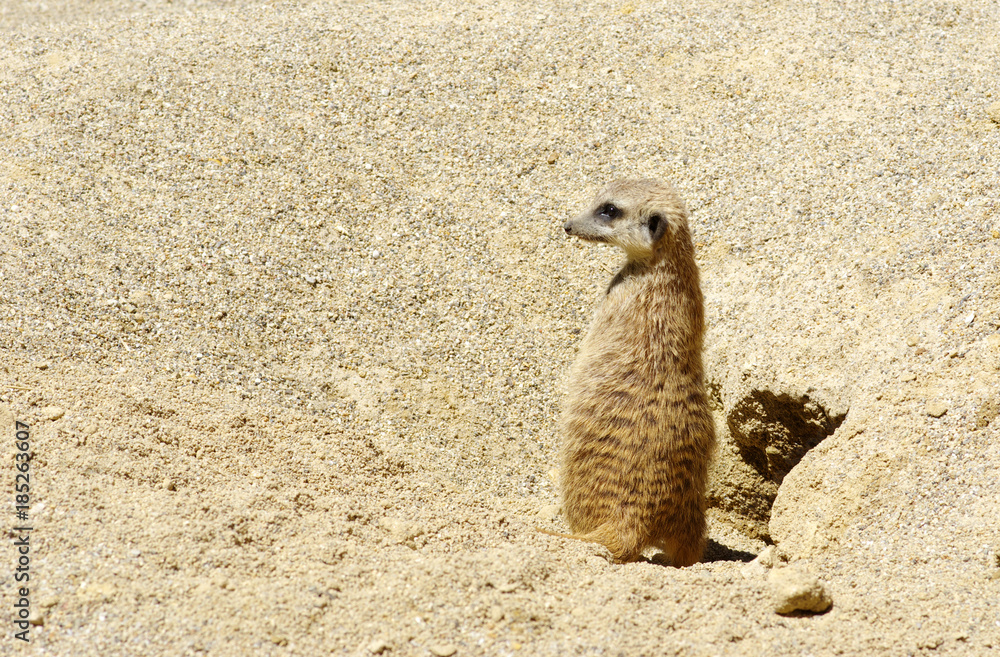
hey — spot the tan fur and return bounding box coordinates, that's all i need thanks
[554,178,715,566]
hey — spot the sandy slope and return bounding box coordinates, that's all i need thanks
[2,0,999,655]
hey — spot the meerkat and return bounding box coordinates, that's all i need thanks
[547,178,715,566]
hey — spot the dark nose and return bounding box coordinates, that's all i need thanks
[563,222,573,235]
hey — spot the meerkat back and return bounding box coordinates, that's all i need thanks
[558,178,715,566]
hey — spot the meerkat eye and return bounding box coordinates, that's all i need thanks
[598,204,620,220]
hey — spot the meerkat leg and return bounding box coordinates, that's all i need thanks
[657,536,703,567]
[605,515,647,563]
[656,513,707,567]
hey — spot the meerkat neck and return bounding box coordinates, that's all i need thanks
[607,248,698,296]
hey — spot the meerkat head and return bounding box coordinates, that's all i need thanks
[563,179,690,262]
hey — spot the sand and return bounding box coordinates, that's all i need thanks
[1,0,999,655]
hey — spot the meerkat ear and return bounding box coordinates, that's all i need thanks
[648,213,667,243]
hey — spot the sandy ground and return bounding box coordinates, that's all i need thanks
[2,0,999,655]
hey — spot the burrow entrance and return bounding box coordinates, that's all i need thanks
[706,388,847,541]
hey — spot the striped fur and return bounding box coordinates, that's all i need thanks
[557,179,715,566]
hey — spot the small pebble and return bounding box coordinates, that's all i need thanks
[755,545,779,568]
[906,336,919,347]
[988,101,1000,124]
[768,566,832,614]
[381,517,424,543]
[740,545,780,579]
[35,361,51,370]
[40,406,65,421]
[538,504,561,522]
[27,608,44,626]
[367,638,391,654]
[900,372,917,382]
[429,644,457,657]
[926,402,948,418]
[739,559,768,580]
